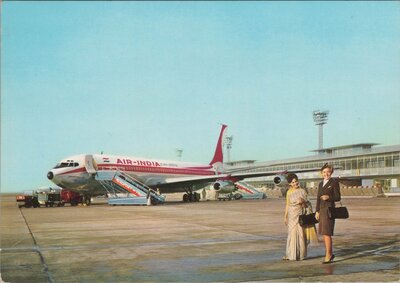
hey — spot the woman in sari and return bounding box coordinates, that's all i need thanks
[283,173,314,260]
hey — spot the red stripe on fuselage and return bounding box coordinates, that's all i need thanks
[59,167,87,175]
[97,164,216,176]
[56,164,216,177]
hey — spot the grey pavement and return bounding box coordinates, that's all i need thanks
[1,194,399,282]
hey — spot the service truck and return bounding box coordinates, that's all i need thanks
[16,190,40,208]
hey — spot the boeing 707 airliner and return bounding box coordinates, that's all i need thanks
[47,125,317,204]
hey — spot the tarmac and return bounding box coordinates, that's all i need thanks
[1,194,399,282]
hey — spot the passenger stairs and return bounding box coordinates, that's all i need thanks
[234,181,266,199]
[95,171,166,205]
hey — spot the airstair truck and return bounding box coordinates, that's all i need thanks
[96,170,166,205]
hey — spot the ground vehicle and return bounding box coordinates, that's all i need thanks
[16,187,83,208]
[16,191,40,208]
[37,187,62,207]
[217,192,243,201]
[61,189,83,206]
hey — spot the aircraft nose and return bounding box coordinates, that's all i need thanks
[47,171,54,180]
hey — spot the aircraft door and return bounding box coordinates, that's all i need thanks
[84,155,97,174]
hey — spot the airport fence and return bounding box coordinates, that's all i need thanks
[257,186,384,198]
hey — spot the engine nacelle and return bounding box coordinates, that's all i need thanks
[273,175,288,186]
[213,181,236,193]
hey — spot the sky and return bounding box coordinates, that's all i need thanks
[1,2,399,193]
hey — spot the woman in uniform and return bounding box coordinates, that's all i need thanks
[315,163,341,264]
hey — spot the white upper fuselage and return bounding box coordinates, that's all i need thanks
[95,154,215,178]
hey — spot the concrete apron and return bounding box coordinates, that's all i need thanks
[1,195,399,282]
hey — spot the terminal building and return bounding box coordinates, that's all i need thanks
[227,143,400,192]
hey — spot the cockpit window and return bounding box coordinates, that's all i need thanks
[53,162,79,169]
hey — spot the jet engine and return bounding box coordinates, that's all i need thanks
[213,181,236,193]
[273,175,288,186]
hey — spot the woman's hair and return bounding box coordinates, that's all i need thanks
[321,163,334,173]
[287,173,298,183]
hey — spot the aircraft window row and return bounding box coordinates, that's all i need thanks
[54,162,80,169]
[103,166,210,175]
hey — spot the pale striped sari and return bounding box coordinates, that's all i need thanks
[285,188,308,260]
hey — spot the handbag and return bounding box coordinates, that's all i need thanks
[328,202,349,219]
[299,212,319,227]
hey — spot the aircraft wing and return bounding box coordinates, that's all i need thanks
[155,174,229,190]
[229,167,321,179]
[153,167,320,191]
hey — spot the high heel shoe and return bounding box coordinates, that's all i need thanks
[322,254,335,264]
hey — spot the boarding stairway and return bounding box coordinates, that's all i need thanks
[95,170,166,205]
[234,181,266,199]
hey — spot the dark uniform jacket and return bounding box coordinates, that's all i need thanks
[316,178,341,235]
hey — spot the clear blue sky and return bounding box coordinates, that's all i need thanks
[1,2,399,192]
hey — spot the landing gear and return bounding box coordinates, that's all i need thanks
[182,191,200,202]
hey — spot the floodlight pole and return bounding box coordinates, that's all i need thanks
[225,135,233,163]
[176,148,183,161]
[313,110,329,150]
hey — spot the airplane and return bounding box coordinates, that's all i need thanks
[47,125,318,204]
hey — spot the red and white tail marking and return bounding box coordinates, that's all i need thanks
[209,124,227,165]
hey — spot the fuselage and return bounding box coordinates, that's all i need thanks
[47,154,219,195]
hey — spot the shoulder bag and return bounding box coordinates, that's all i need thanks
[328,201,349,219]
[299,209,319,227]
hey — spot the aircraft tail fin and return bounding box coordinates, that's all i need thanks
[209,124,227,166]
